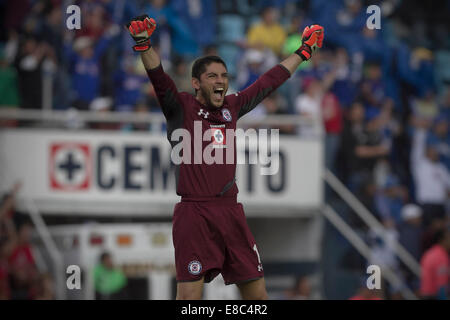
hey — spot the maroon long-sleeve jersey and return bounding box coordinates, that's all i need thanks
[146,63,290,199]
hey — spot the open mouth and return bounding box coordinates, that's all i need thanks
[213,88,225,101]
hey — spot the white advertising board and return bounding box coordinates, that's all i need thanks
[0,129,323,216]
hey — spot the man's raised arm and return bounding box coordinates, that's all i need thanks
[280,25,324,74]
[127,16,180,119]
[236,25,324,119]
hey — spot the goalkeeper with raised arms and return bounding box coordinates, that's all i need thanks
[126,15,324,300]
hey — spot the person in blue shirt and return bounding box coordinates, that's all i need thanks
[375,175,409,226]
[65,33,114,110]
[426,114,450,170]
[114,57,148,112]
[170,0,216,49]
[143,0,198,57]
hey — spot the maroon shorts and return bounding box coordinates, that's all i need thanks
[172,196,264,285]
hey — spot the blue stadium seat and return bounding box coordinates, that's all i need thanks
[435,50,450,94]
[218,15,246,43]
[218,44,241,76]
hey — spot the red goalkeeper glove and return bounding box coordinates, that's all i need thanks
[126,15,157,52]
[295,25,324,61]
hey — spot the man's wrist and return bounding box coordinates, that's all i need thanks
[295,45,312,61]
[133,40,152,52]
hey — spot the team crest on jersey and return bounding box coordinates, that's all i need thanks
[188,260,202,275]
[222,108,232,122]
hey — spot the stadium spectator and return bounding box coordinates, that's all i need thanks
[94,251,128,300]
[422,218,448,254]
[246,93,293,134]
[0,182,23,300]
[262,93,291,133]
[14,37,55,110]
[281,15,304,59]
[114,56,148,112]
[426,115,450,171]
[375,175,409,227]
[331,47,358,109]
[349,287,383,300]
[236,49,266,91]
[0,45,19,108]
[0,240,11,300]
[8,221,38,300]
[143,0,199,57]
[357,119,390,190]
[420,228,450,299]
[398,204,423,293]
[247,7,287,56]
[338,101,365,185]
[65,32,115,110]
[282,276,312,300]
[3,0,31,35]
[411,90,440,121]
[170,0,216,49]
[203,44,219,57]
[89,97,120,130]
[33,272,54,300]
[349,278,383,300]
[358,63,386,121]
[168,56,193,94]
[410,125,450,227]
[295,77,322,135]
[322,91,342,172]
[77,3,109,41]
[101,0,138,26]
[121,101,152,132]
[399,204,423,262]
[295,67,338,136]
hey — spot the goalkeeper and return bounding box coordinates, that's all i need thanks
[127,15,324,300]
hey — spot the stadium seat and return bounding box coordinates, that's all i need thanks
[218,44,241,77]
[218,15,246,43]
[435,50,450,94]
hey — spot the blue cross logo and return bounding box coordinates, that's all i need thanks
[215,130,223,142]
[58,152,82,181]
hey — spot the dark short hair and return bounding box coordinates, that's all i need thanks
[191,56,227,80]
[100,251,111,263]
[433,228,450,244]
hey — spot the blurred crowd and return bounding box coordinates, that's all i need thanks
[0,0,449,300]
[0,182,54,300]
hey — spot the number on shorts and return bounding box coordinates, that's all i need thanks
[253,244,261,264]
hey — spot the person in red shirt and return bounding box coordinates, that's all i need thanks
[0,241,11,300]
[420,228,450,299]
[322,91,342,173]
[0,182,22,300]
[8,222,38,300]
[349,287,383,300]
[126,15,324,300]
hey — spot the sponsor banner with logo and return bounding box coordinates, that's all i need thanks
[0,129,323,216]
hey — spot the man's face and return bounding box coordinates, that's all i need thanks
[193,62,229,108]
[426,146,439,162]
[443,231,450,251]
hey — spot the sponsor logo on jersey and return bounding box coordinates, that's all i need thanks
[209,125,226,148]
[188,260,202,275]
[222,108,232,122]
